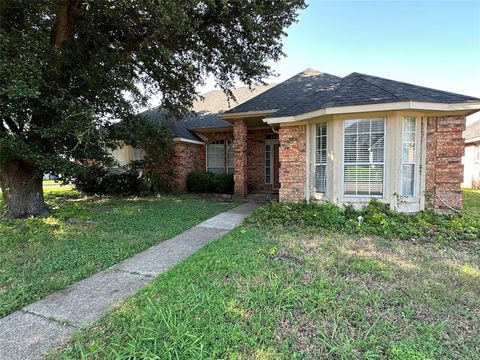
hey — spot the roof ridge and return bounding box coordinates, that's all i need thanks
[266,75,343,116]
[352,72,480,100]
[357,74,404,100]
[264,74,361,118]
[313,74,363,106]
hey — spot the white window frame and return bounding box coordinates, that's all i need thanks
[132,148,145,161]
[342,117,386,198]
[315,122,328,194]
[474,144,480,164]
[206,139,234,174]
[401,117,417,197]
[265,143,272,184]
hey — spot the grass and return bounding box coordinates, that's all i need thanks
[463,188,480,220]
[0,189,239,318]
[50,189,480,359]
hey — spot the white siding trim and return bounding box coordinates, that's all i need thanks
[173,137,205,145]
[265,101,480,124]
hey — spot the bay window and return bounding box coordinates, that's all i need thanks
[343,118,385,197]
[401,117,416,197]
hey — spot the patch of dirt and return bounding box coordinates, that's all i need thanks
[65,218,97,228]
[270,251,305,266]
[276,311,321,356]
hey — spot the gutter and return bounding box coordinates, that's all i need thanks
[264,101,480,125]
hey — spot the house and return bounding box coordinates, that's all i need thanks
[117,69,480,213]
[462,120,480,189]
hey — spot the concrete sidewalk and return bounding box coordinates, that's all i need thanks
[0,202,259,360]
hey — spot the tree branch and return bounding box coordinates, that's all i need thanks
[2,116,20,134]
[52,0,83,49]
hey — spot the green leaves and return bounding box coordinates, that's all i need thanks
[0,0,305,176]
[246,195,480,243]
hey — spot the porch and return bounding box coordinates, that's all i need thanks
[195,119,281,198]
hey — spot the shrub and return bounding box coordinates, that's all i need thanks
[212,173,235,194]
[246,200,480,243]
[187,171,234,195]
[74,166,141,195]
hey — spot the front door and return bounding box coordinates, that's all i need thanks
[273,143,280,189]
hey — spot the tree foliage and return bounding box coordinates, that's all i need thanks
[0,0,305,217]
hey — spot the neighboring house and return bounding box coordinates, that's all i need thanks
[116,68,480,213]
[462,120,480,189]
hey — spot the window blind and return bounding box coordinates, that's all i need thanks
[343,118,385,197]
[315,122,327,194]
[401,117,416,196]
[206,140,225,174]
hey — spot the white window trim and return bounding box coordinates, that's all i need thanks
[342,117,386,198]
[205,139,234,174]
[314,122,328,195]
[400,117,417,198]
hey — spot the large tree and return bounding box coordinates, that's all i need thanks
[0,0,305,218]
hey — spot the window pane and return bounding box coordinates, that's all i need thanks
[315,122,327,194]
[207,140,225,174]
[402,143,415,163]
[402,164,415,197]
[315,165,327,193]
[401,118,416,197]
[343,118,385,197]
[265,144,271,184]
[133,148,144,161]
[344,165,358,195]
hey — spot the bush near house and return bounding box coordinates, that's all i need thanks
[246,199,480,243]
[73,166,142,196]
[187,171,234,195]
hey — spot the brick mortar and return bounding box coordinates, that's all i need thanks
[425,115,465,213]
[279,125,307,202]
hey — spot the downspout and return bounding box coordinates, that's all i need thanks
[269,124,279,134]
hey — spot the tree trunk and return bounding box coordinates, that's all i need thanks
[0,161,49,218]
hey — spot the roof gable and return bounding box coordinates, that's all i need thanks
[224,68,340,114]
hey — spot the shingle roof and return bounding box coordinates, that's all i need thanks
[139,85,274,140]
[465,120,480,141]
[138,108,204,142]
[271,72,480,118]
[224,68,340,114]
[183,112,232,130]
[141,69,480,136]
[192,85,275,113]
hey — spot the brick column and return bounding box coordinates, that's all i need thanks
[425,115,465,213]
[279,125,307,202]
[233,119,248,197]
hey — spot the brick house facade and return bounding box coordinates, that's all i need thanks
[116,69,479,213]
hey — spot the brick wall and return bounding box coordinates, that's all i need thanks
[233,120,248,197]
[196,128,271,194]
[279,125,307,202]
[425,115,466,213]
[247,129,273,192]
[171,142,205,190]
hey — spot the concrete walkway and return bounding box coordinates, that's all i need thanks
[0,202,259,360]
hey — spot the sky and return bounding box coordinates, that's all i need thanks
[160,0,480,123]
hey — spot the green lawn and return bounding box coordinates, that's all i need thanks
[50,190,480,359]
[0,189,238,318]
[463,188,480,220]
